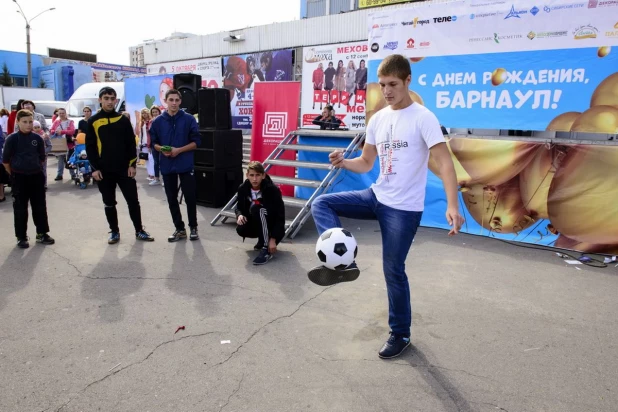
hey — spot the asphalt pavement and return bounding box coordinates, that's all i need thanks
[0,160,617,412]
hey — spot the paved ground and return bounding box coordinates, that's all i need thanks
[1,160,617,412]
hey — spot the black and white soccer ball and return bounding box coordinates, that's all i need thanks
[315,228,358,270]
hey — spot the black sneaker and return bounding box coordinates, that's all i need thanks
[253,240,264,250]
[54,175,63,181]
[36,233,55,245]
[307,262,360,287]
[253,248,273,265]
[189,227,199,241]
[17,238,29,249]
[378,333,411,359]
[168,229,187,243]
[136,229,154,241]
[108,231,120,244]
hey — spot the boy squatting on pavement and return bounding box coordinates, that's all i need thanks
[307,54,465,359]
[235,161,286,265]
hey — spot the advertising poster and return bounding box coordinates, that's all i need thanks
[251,82,301,197]
[222,49,294,129]
[367,1,618,132]
[363,0,618,252]
[146,57,222,88]
[90,63,146,82]
[423,138,618,255]
[300,42,369,131]
[125,74,173,128]
[359,0,409,8]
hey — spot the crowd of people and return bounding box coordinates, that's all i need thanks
[1,54,466,359]
[0,86,284,265]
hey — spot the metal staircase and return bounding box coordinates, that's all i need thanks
[210,129,366,239]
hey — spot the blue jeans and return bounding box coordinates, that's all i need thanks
[311,188,422,337]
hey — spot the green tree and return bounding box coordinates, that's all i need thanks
[0,63,12,87]
[39,77,47,88]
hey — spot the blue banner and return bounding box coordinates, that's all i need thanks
[368,47,618,132]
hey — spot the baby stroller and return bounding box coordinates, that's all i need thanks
[68,147,93,189]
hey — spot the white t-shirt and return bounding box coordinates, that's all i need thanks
[250,189,262,206]
[365,103,445,211]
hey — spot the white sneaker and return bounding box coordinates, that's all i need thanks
[149,179,161,186]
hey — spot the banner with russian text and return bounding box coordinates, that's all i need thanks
[251,82,301,197]
[223,50,294,129]
[146,58,222,88]
[301,41,369,131]
[359,0,409,8]
[367,1,618,132]
[423,137,618,254]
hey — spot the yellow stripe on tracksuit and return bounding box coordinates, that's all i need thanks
[92,116,136,167]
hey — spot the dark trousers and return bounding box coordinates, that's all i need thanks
[97,171,143,233]
[12,172,50,239]
[162,172,197,230]
[236,204,278,246]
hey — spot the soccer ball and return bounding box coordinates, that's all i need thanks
[315,228,358,270]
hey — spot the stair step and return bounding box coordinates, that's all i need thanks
[220,210,236,218]
[282,196,308,208]
[270,176,322,188]
[266,159,331,170]
[278,144,342,153]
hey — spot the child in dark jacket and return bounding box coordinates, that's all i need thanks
[235,161,286,265]
[2,110,55,248]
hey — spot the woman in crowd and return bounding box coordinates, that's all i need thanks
[7,99,24,135]
[33,120,52,189]
[77,106,93,134]
[0,108,9,138]
[21,101,48,133]
[136,108,155,181]
[50,108,76,181]
[149,106,162,186]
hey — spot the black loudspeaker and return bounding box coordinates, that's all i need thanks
[194,130,243,169]
[195,166,243,208]
[198,88,232,129]
[173,73,202,115]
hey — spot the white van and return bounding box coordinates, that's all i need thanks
[65,82,125,123]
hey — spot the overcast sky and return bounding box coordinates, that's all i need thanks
[1,0,300,65]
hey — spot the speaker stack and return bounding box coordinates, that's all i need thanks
[190,85,243,208]
[173,74,202,115]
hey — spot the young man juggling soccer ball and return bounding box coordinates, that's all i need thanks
[308,54,465,359]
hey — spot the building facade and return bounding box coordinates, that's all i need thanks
[0,50,46,88]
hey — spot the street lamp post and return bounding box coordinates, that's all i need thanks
[13,0,55,87]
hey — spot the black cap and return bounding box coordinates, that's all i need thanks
[98,86,117,98]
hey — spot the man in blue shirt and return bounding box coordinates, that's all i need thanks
[150,89,202,242]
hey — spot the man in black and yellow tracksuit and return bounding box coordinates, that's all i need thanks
[85,86,154,244]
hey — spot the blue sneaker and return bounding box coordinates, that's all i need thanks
[135,229,154,242]
[108,231,120,245]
